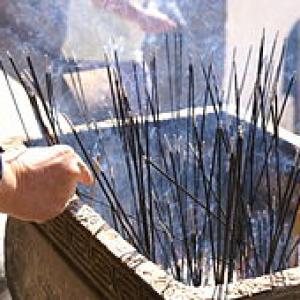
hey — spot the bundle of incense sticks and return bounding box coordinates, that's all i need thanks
[4,33,300,287]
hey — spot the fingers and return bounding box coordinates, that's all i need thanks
[50,144,76,158]
[71,154,94,186]
[49,145,93,186]
[23,144,94,186]
[77,159,94,186]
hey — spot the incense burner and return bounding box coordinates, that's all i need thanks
[5,108,300,299]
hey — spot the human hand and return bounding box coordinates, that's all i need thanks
[138,9,177,33]
[0,145,93,223]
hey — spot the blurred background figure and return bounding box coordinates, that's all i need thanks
[0,0,176,123]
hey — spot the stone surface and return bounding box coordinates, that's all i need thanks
[5,217,102,300]
[5,201,300,299]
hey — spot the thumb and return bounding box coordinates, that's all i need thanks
[72,156,94,186]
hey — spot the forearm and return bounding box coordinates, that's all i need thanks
[91,0,146,22]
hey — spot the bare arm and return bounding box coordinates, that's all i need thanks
[91,0,177,33]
